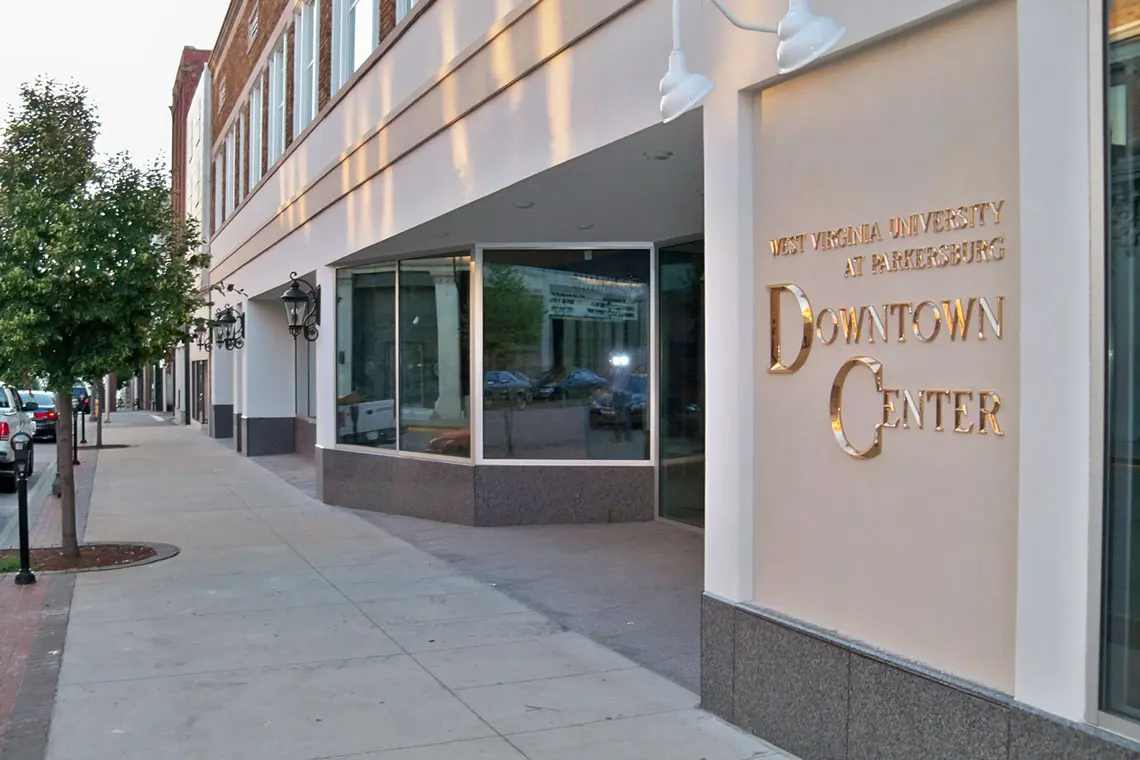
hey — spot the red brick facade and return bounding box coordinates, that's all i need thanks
[207,0,404,234]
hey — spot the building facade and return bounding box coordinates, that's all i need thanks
[172,47,215,429]
[193,0,1140,757]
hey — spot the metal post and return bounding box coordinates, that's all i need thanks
[72,405,80,466]
[13,434,35,585]
[80,403,87,444]
[183,335,191,425]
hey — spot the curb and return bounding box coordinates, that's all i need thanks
[0,458,57,551]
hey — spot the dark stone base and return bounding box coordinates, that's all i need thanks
[240,417,295,457]
[701,594,1140,760]
[294,417,316,459]
[318,446,654,526]
[209,404,234,439]
[234,414,243,453]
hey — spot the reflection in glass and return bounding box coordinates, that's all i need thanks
[659,241,704,526]
[482,249,650,461]
[295,337,316,417]
[1105,8,1140,722]
[399,256,471,457]
[335,264,397,449]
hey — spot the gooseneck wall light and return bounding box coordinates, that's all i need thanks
[281,272,321,343]
[661,0,846,123]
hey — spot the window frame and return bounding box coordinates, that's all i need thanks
[213,151,224,228]
[267,32,288,165]
[293,0,320,134]
[223,126,236,217]
[248,75,264,187]
[395,0,417,24]
[332,0,379,93]
[332,244,659,468]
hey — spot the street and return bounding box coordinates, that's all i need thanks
[0,433,56,548]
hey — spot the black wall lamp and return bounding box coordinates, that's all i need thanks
[281,272,320,343]
[194,323,214,352]
[213,305,245,351]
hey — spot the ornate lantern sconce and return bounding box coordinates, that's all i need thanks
[213,305,245,351]
[194,323,214,353]
[280,272,320,343]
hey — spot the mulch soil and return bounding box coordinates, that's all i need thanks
[0,544,155,573]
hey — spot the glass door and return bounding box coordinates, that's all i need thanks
[658,241,705,527]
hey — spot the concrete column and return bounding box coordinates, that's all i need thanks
[210,341,235,438]
[233,313,245,452]
[317,266,338,450]
[240,297,297,456]
[108,372,117,412]
[702,85,756,605]
[433,274,463,419]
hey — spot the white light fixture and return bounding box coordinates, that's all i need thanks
[660,0,845,123]
[512,200,535,209]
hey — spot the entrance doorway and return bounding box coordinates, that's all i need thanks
[658,241,704,527]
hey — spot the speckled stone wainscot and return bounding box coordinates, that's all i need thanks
[317,446,655,526]
[209,404,233,439]
[700,595,1140,760]
[239,417,295,457]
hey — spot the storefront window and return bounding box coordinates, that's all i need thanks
[336,264,397,449]
[295,337,316,418]
[1105,0,1140,722]
[398,255,471,457]
[481,248,650,461]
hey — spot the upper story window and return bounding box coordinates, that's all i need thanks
[213,152,224,232]
[395,0,418,24]
[332,0,378,92]
[268,33,288,164]
[249,76,264,187]
[237,111,246,203]
[247,4,259,49]
[224,127,236,218]
[294,0,320,133]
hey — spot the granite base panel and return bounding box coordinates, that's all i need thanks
[240,417,296,457]
[209,404,234,439]
[319,447,656,527]
[234,413,243,453]
[700,594,1140,760]
[294,416,316,459]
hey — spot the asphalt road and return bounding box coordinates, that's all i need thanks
[0,434,58,547]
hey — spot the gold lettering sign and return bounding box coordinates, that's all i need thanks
[766,196,1010,459]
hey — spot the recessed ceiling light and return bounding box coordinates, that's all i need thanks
[577,224,594,230]
[512,201,535,209]
[644,150,674,161]
[433,231,451,238]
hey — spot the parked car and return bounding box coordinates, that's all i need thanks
[0,384,37,490]
[72,384,91,414]
[337,395,397,445]
[589,373,649,429]
[483,370,533,409]
[21,390,57,442]
[425,427,470,457]
[532,367,609,401]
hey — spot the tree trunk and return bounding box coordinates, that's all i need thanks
[96,380,105,448]
[56,392,78,559]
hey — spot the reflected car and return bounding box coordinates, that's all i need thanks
[532,367,609,401]
[425,427,470,457]
[22,391,57,441]
[337,395,397,445]
[72,384,91,414]
[589,374,649,429]
[484,370,533,409]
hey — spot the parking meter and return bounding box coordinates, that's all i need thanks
[11,431,34,585]
[11,431,31,472]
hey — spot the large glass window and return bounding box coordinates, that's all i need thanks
[481,248,650,461]
[336,264,397,449]
[267,34,288,164]
[295,338,316,418]
[399,256,471,457]
[1105,1,1140,722]
[294,0,320,132]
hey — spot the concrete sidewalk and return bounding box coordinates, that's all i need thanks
[44,421,790,760]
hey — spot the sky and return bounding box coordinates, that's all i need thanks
[0,0,233,170]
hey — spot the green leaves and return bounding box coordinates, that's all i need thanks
[0,78,206,393]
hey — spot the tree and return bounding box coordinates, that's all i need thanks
[482,264,545,370]
[0,79,207,557]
